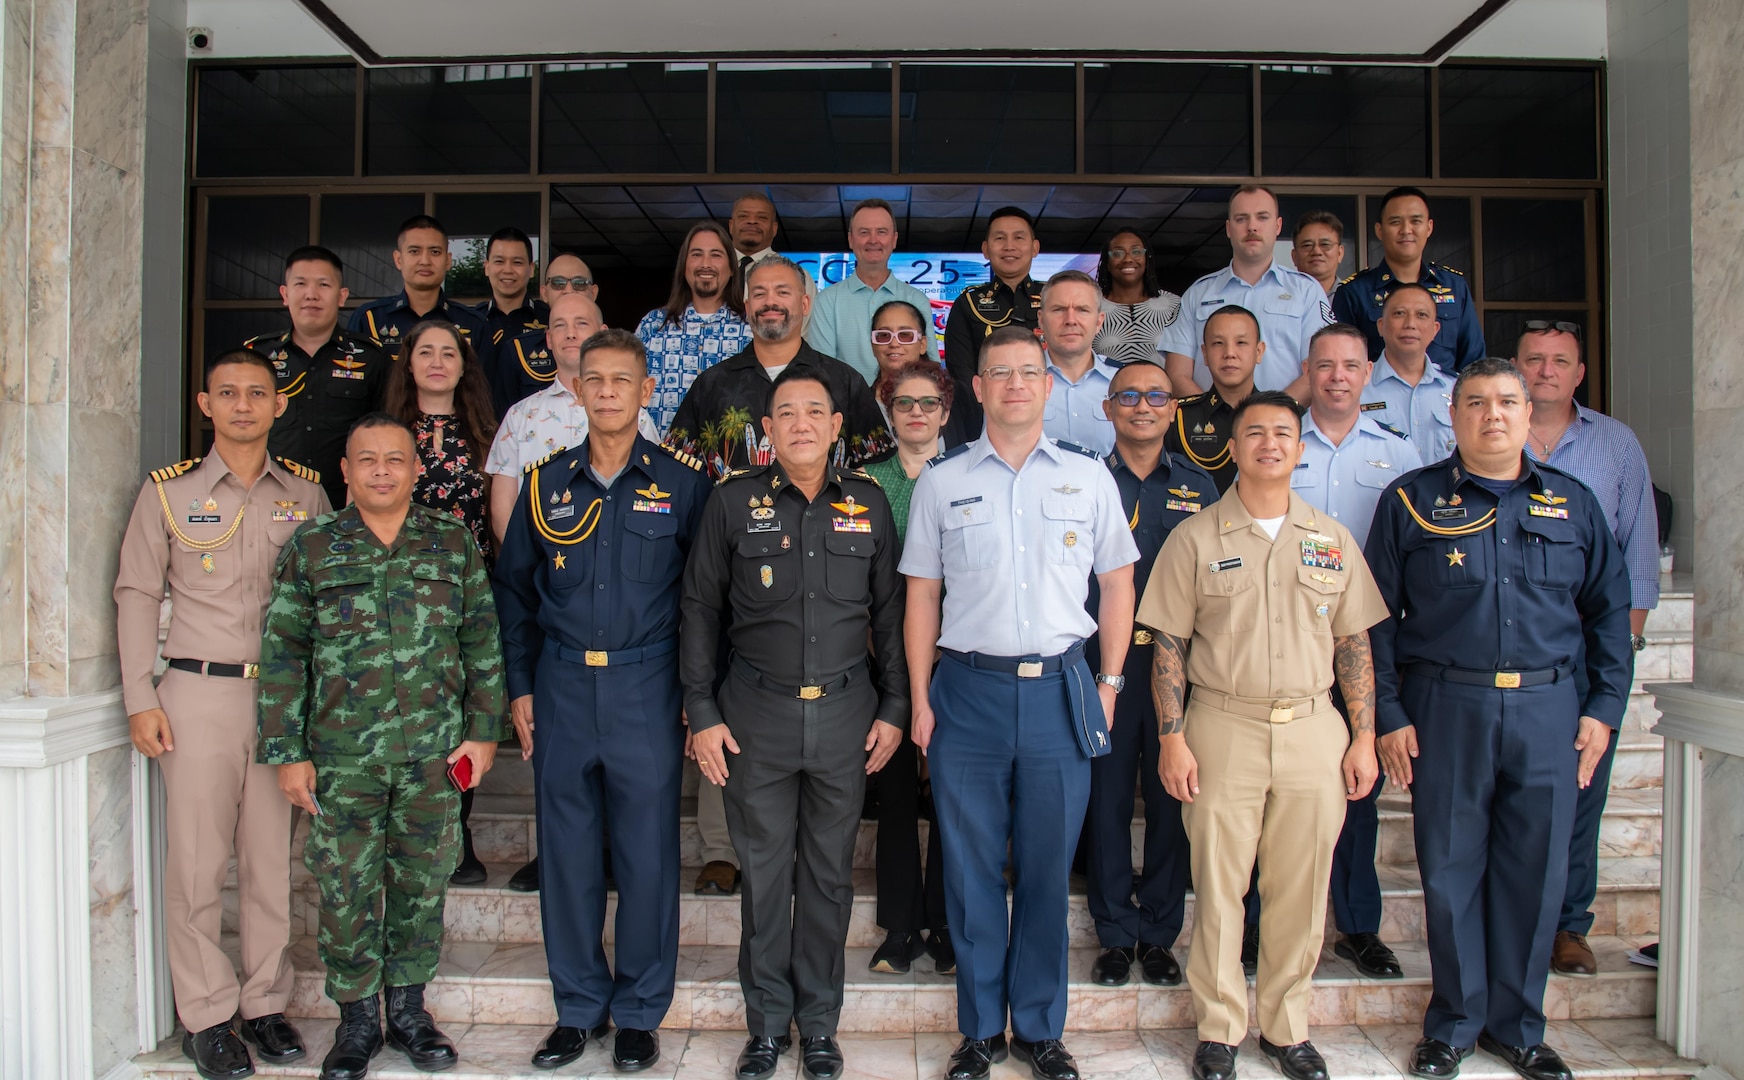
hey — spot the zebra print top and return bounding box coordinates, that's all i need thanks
[1094,292,1183,366]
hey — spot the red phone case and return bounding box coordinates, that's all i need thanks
[447,755,473,792]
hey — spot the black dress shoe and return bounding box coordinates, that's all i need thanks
[801,1035,844,1080]
[449,853,486,885]
[1241,925,1260,976]
[946,1034,1008,1080]
[1192,1041,1238,1080]
[735,1035,792,1080]
[1259,1037,1328,1080]
[1409,1037,1474,1078]
[1335,932,1403,979]
[870,930,925,974]
[530,1024,609,1070]
[239,1013,305,1063]
[1477,1034,1574,1080]
[1137,941,1182,986]
[1091,945,1136,986]
[181,1020,255,1080]
[928,928,957,975]
[614,1028,660,1072]
[320,996,382,1080]
[384,984,457,1071]
[1011,1038,1079,1080]
[507,857,541,892]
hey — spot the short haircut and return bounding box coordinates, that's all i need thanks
[546,247,589,273]
[1452,357,1530,401]
[1307,322,1369,356]
[485,226,534,262]
[985,206,1037,238]
[876,358,954,413]
[978,324,1045,370]
[345,411,415,447]
[1515,322,1584,361]
[1227,184,1279,215]
[1108,357,1169,390]
[766,363,834,417]
[849,197,895,224]
[1377,186,1431,217]
[1228,389,1304,435]
[577,327,649,377]
[872,299,928,332]
[1041,268,1100,304]
[284,245,344,280]
[732,191,777,214]
[745,254,808,292]
[1293,210,1344,242]
[395,214,447,246]
[205,348,278,390]
[1381,281,1437,312]
[1204,303,1263,342]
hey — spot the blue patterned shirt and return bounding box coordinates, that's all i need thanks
[1526,404,1660,610]
[635,304,755,436]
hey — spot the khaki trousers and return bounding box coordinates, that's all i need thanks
[156,668,295,1031]
[1182,694,1348,1046]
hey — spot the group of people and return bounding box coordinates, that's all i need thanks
[113,181,1661,1080]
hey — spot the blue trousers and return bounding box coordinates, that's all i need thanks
[531,642,683,1030]
[1558,735,1617,934]
[1406,676,1578,1048]
[928,652,1093,1042]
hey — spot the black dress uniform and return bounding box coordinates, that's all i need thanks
[495,328,556,418]
[347,290,490,362]
[679,463,909,1039]
[1163,390,1240,493]
[492,435,710,1033]
[475,298,549,417]
[1331,263,1485,376]
[942,277,1042,445]
[242,329,390,508]
[1365,457,1631,1051]
[1085,449,1217,961]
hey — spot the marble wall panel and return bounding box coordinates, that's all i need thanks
[1691,403,1744,695]
[67,404,138,688]
[1697,748,1744,1076]
[0,396,23,698]
[25,144,72,406]
[68,153,143,413]
[71,0,148,174]
[87,744,137,1074]
[25,399,68,695]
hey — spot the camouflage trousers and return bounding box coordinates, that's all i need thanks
[305,757,459,1002]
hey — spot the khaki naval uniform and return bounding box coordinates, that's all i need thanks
[1136,489,1387,1047]
[114,453,330,1032]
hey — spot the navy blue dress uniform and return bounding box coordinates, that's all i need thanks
[1331,263,1485,375]
[942,277,1041,445]
[475,298,549,417]
[347,290,489,362]
[491,435,710,1033]
[495,328,557,417]
[1163,390,1240,493]
[1365,457,1631,1051]
[242,328,390,508]
[1085,449,1217,962]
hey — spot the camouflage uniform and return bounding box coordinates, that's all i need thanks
[256,504,507,1002]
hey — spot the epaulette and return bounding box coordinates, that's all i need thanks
[661,445,706,473]
[925,444,971,469]
[275,456,321,483]
[1054,440,1101,460]
[522,448,566,474]
[241,331,285,349]
[1438,263,1465,277]
[845,467,880,488]
[1176,390,1215,406]
[1337,270,1360,287]
[1376,421,1410,441]
[149,458,200,483]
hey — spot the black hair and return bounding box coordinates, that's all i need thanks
[1204,303,1263,342]
[485,226,534,263]
[1377,186,1432,217]
[205,349,277,390]
[1380,281,1437,312]
[1293,210,1344,242]
[765,363,835,417]
[985,206,1037,238]
[1228,389,1304,436]
[1095,226,1161,297]
[872,299,927,332]
[578,327,649,378]
[346,411,416,446]
[284,245,344,280]
[395,215,448,246]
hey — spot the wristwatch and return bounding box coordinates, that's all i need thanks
[1630,634,1648,653]
[1096,673,1126,693]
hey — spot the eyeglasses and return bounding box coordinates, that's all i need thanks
[1523,320,1582,339]
[891,395,943,414]
[1108,389,1172,407]
[980,365,1047,383]
[1294,238,1340,253]
[871,328,925,346]
[546,275,595,291]
[1108,246,1147,260]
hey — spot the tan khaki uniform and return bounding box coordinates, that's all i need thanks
[1136,488,1387,1047]
[114,453,330,1032]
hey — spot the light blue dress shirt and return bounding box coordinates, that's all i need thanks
[1526,403,1660,610]
[805,270,937,384]
[1291,412,1424,548]
[1042,352,1121,456]
[1360,351,1457,466]
[901,436,1139,657]
[1154,261,1333,392]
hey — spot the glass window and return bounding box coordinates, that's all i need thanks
[1084,63,1251,176]
[1260,66,1428,178]
[1439,67,1598,180]
[900,65,1074,174]
[196,66,355,179]
[541,63,706,174]
[316,194,427,301]
[1482,197,1586,303]
[1276,194,1359,287]
[717,63,891,174]
[366,66,532,175]
[204,309,293,361]
[434,192,543,300]
[1366,194,1472,280]
[205,196,307,301]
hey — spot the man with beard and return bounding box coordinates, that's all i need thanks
[637,220,754,437]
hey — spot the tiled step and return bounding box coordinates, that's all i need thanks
[134,1017,1703,1080]
[1378,788,1662,862]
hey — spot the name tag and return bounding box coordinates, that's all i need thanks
[1431,507,1468,521]
[949,496,982,508]
[271,510,310,522]
[1209,556,1243,573]
[547,504,576,521]
[1361,401,1387,412]
[747,520,781,534]
[832,517,871,533]
[632,499,671,514]
[186,514,221,524]
[1528,504,1569,519]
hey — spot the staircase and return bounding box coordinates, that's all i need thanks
[135,585,1700,1080]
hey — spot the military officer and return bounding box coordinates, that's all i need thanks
[1367,359,1631,1080]
[1331,186,1485,374]
[493,252,601,415]
[1359,283,1459,466]
[903,326,1138,1080]
[472,227,548,391]
[244,245,391,508]
[942,207,1043,444]
[681,367,908,1080]
[257,413,507,1080]
[1165,305,1263,493]
[1084,360,1217,991]
[348,215,489,362]
[116,350,328,1080]
[1138,390,1387,1080]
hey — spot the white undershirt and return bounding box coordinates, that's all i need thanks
[1254,515,1286,540]
[764,364,789,379]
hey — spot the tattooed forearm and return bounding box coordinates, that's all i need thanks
[1150,632,1190,736]
[1334,631,1377,737]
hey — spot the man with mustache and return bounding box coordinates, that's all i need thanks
[637,220,754,438]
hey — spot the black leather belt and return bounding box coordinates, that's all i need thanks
[167,658,259,679]
[731,655,862,701]
[554,638,677,668]
[942,639,1086,678]
[1406,662,1573,689]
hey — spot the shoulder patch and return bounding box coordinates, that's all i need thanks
[522,448,566,474]
[1377,422,1410,441]
[660,444,707,473]
[925,443,971,469]
[1054,440,1101,460]
[149,457,201,483]
[274,456,321,483]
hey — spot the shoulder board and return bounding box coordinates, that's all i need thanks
[1176,390,1214,407]
[522,448,566,474]
[1054,440,1101,460]
[274,456,321,483]
[1377,422,1410,441]
[661,445,706,473]
[1437,263,1465,277]
[846,467,880,488]
[149,458,200,483]
[925,443,971,469]
[242,331,285,349]
[1337,270,1360,287]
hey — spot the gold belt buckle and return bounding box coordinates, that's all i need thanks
[1494,671,1521,689]
[1268,702,1295,724]
[242,663,260,679]
[798,685,824,700]
[1133,629,1154,646]
[585,650,608,667]
[1016,661,1045,678]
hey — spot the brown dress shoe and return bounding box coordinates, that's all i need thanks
[1551,930,1597,976]
[694,861,741,895]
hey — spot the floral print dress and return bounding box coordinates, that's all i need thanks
[413,412,492,561]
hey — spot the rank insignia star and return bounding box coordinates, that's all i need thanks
[1446,548,1466,567]
[552,553,567,570]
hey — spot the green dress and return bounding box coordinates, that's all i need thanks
[863,454,922,541]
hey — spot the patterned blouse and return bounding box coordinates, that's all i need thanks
[862,454,922,542]
[413,412,492,560]
[1094,292,1184,366]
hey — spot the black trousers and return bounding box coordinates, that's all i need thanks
[870,734,947,933]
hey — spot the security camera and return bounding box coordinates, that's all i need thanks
[188,27,212,51]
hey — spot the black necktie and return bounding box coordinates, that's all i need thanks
[740,255,754,276]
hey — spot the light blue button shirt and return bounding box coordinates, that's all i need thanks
[1154,261,1333,393]
[1291,412,1424,548]
[1360,351,1457,466]
[805,270,937,384]
[901,436,1139,656]
[1042,352,1120,456]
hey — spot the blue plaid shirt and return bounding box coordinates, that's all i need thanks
[1527,403,1660,610]
[635,304,755,436]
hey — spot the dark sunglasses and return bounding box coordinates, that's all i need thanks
[1523,320,1581,339]
[891,395,943,414]
[546,275,595,291]
[1108,389,1172,407]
